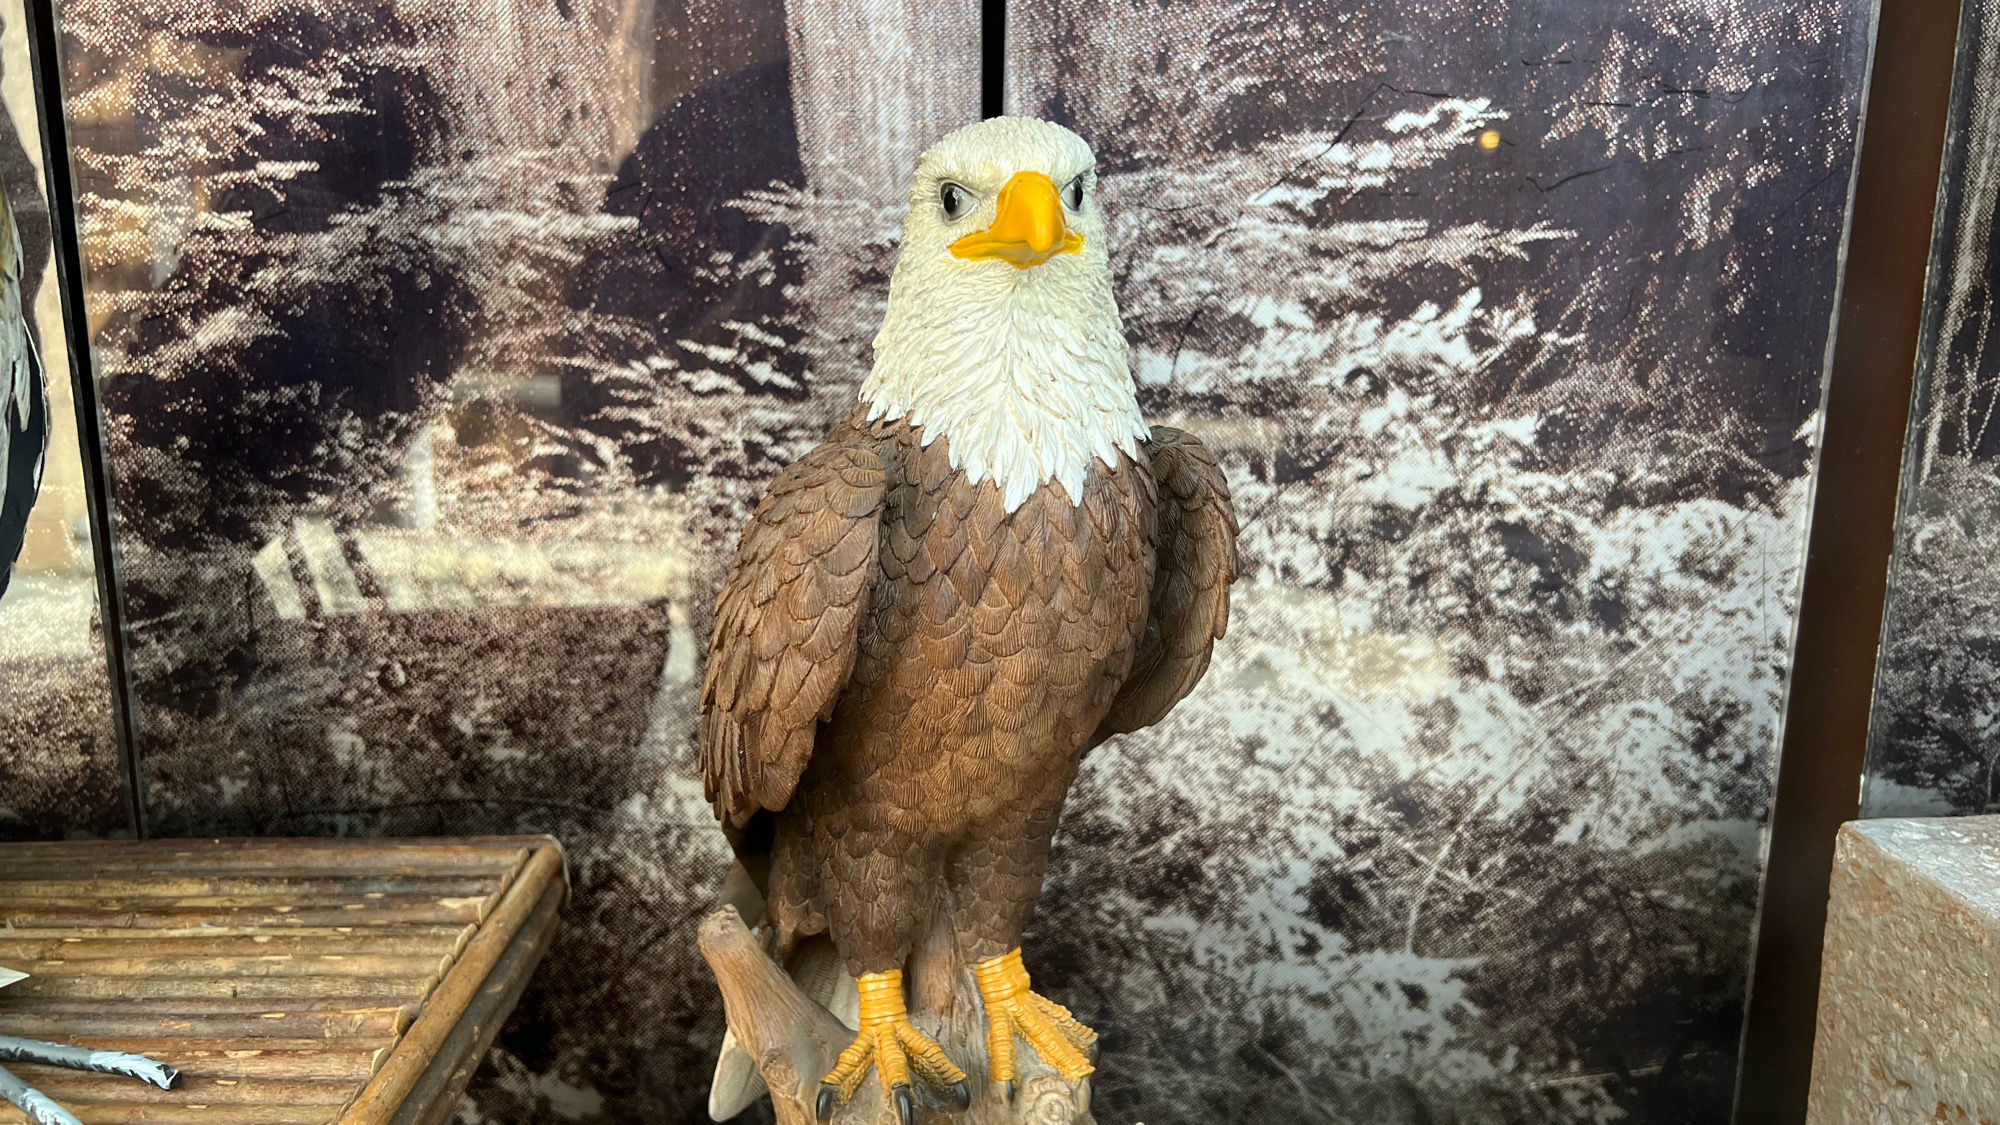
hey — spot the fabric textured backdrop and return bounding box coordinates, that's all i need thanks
[14,0,1878,1121]
[1003,4,1872,1121]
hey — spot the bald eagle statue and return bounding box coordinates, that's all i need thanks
[701,117,1238,1122]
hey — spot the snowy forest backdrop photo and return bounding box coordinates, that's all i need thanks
[11,0,1881,1122]
[1004,3,1871,1121]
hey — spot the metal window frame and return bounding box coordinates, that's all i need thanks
[1735,0,1963,1119]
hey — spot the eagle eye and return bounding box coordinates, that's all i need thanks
[1061,174,1086,211]
[940,182,970,219]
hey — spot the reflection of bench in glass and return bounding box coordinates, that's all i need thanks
[0,836,566,1124]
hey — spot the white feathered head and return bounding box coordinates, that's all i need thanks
[863,117,1147,512]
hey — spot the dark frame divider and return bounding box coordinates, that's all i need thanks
[981,0,1004,118]
[1734,0,1962,1119]
[21,0,145,838]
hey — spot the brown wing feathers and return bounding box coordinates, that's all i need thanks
[703,423,1231,825]
[1095,425,1239,741]
[701,440,888,827]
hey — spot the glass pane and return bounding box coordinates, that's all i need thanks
[0,0,124,840]
[1007,2,1875,1120]
[54,0,977,1117]
[1863,0,2000,820]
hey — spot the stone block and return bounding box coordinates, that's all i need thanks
[1807,816,2000,1124]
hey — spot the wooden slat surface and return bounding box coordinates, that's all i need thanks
[338,846,563,1122]
[0,928,472,952]
[0,837,563,1125]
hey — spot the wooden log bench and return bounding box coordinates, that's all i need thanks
[0,836,566,1125]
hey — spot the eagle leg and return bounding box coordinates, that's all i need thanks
[974,949,1097,1090]
[815,969,970,1124]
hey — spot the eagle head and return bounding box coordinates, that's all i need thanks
[864,117,1146,512]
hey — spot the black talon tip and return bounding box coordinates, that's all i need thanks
[893,1083,915,1125]
[816,1083,837,1121]
[1003,1078,1018,1104]
[947,1079,971,1110]
[1087,1038,1101,1065]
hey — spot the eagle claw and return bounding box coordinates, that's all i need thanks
[817,969,969,1119]
[975,949,1098,1085]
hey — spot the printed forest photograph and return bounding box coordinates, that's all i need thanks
[4,1,1997,1125]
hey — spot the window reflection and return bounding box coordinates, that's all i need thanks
[0,0,122,839]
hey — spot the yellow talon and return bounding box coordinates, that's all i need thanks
[817,969,969,1121]
[974,948,1097,1084]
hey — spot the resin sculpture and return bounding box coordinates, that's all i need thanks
[699,116,1237,1125]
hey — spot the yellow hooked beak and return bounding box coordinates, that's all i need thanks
[949,171,1084,269]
